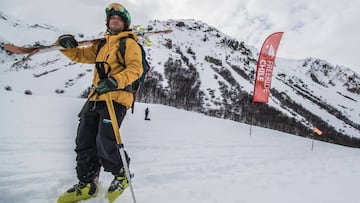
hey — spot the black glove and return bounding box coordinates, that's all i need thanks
[96,77,118,95]
[57,34,78,48]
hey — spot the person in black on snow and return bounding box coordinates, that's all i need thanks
[145,107,151,120]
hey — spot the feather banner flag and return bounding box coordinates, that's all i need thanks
[252,32,284,103]
[313,127,323,136]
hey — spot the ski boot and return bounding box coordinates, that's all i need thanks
[57,181,98,203]
[105,175,129,203]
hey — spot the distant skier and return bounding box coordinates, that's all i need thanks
[145,107,151,120]
[56,3,142,203]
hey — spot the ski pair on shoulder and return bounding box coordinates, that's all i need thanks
[3,29,172,55]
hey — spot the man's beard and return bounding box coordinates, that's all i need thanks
[108,26,123,35]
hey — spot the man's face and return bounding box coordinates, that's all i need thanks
[108,15,125,33]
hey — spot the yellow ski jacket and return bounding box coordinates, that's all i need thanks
[60,31,143,109]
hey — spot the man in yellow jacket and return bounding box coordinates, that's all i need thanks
[57,3,142,203]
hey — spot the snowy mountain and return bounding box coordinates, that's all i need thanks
[0,12,359,147]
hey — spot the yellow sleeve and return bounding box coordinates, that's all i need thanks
[59,43,99,64]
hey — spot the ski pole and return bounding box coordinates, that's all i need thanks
[104,93,137,203]
[249,103,254,137]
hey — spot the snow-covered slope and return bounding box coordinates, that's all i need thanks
[0,92,359,203]
[274,57,360,136]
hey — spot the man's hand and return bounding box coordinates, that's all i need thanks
[96,77,118,95]
[57,34,78,48]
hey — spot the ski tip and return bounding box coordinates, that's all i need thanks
[3,44,37,54]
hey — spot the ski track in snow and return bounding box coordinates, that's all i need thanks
[0,92,360,203]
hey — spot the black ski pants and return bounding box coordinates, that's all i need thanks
[75,101,129,183]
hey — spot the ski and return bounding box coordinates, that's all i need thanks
[3,29,172,56]
[3,39,100,55]
[137,29,173,36]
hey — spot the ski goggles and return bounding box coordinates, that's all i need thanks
[106,3,126,13]
[105,3,131,22]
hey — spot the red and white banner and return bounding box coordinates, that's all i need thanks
[252,32,284,103]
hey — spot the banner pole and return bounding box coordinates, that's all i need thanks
[249,102,254,137]
[311,139,314,151]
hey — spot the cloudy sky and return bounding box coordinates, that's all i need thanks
[2,0,360,73]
